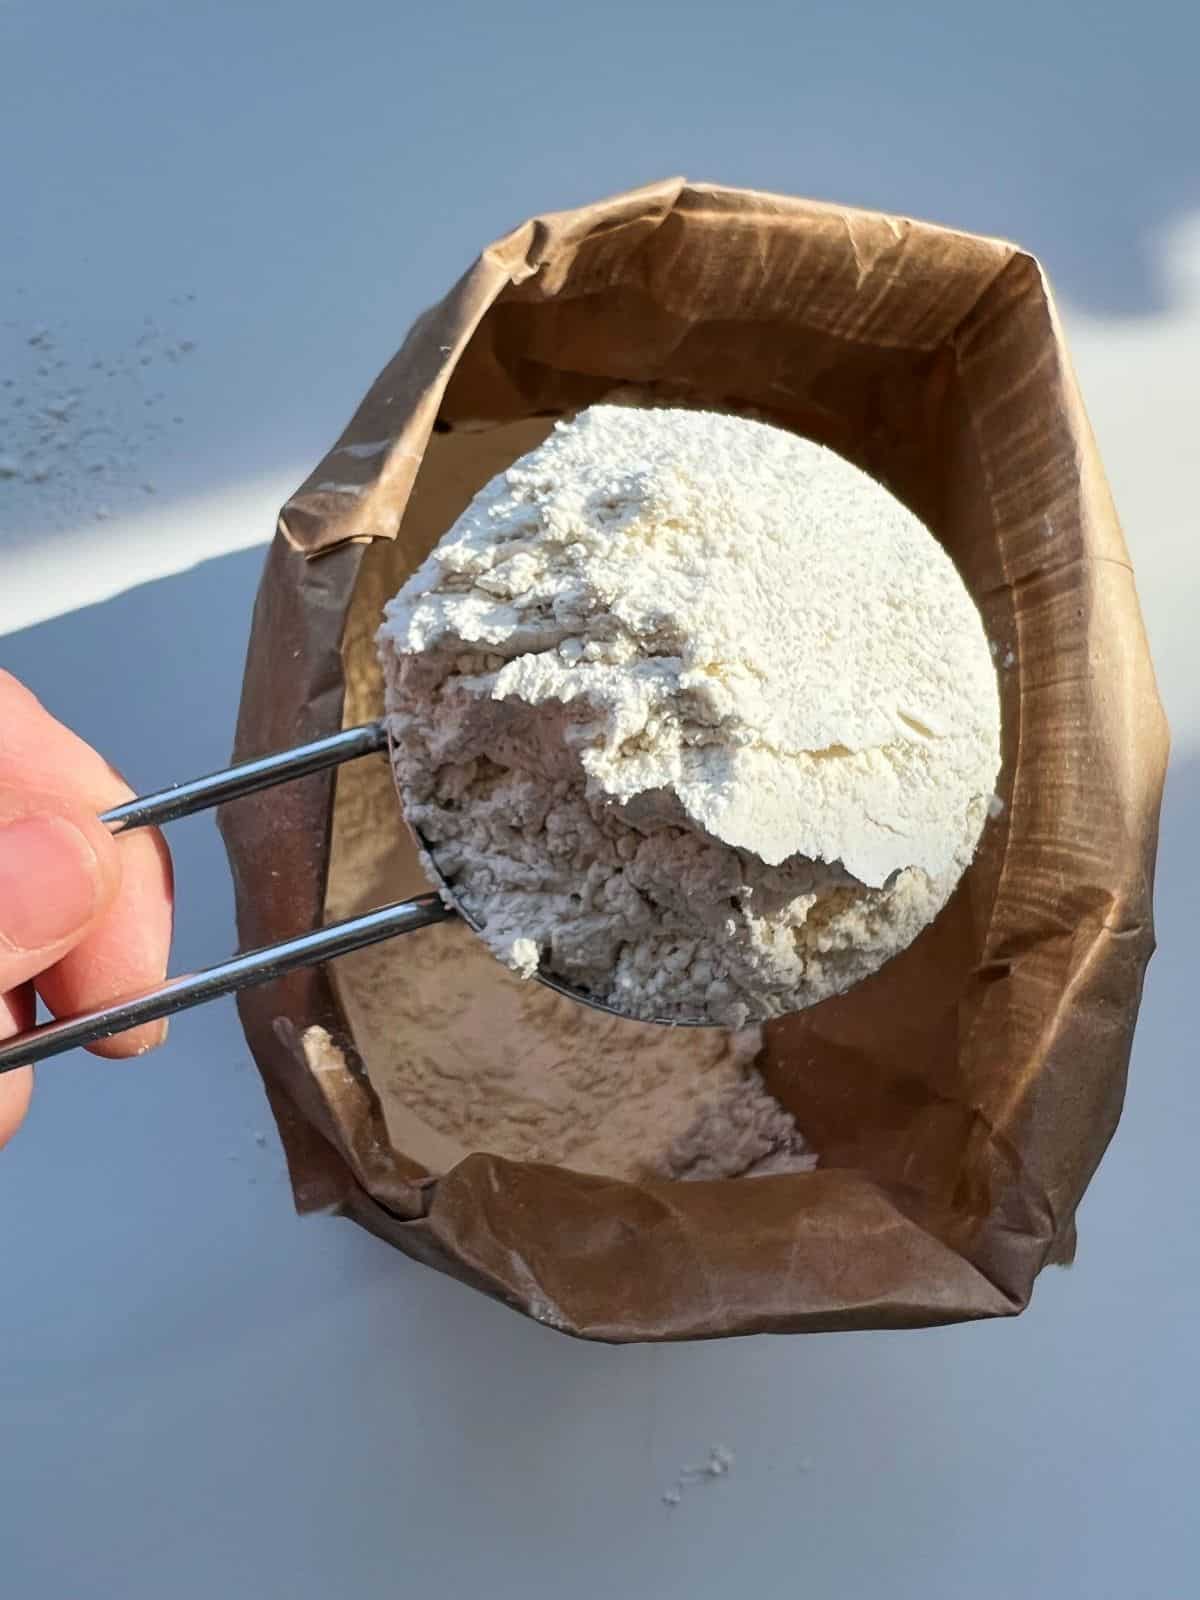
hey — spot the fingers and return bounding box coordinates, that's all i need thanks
[0,671,175,1058]
[0,986,34,1149]
[0,1066,33,1148]
[36,824,173,1057]
[0,793,122,991]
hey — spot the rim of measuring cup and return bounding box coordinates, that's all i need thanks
[381,720,711,1029]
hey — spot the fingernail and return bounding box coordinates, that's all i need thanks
[0,816,104,951]
[137,1021,170,1054]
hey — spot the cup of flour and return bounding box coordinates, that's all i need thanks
[379,403,1002,1030]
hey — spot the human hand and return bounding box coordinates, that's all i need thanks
[0,670,173,1147]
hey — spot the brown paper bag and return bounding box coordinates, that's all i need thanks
[219,179,1167,1342]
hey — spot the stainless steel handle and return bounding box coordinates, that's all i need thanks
[101,720,388,834]
[0,720,454,1071]
[0,895,451,1070]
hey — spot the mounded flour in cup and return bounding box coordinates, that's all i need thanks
[379,405,1001,1030]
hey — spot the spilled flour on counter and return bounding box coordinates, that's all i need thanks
[380,405,1001,1026]
[663,1446,736,1507]
[0,297,199,530]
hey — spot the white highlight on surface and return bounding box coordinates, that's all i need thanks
[0,475,285,636]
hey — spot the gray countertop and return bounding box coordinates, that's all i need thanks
[2,3,1196,1595]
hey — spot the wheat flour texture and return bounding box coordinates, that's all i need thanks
[380,404,1000,1029]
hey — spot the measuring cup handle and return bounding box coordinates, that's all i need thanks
[0,894,453,1071]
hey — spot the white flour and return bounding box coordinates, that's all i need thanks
[380,405,1000,1026]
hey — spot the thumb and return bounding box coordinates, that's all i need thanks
[0,793,121,993]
